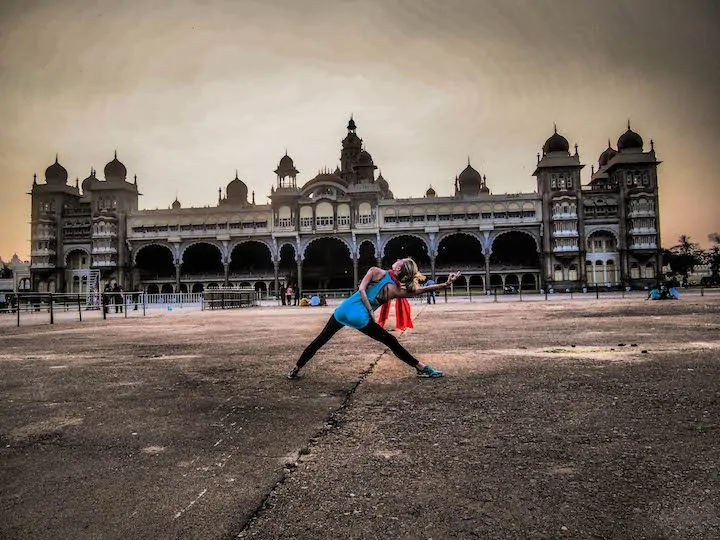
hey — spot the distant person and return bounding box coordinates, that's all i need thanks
[287,258,460,380]
[280,283,287,306]
[103,283,111,314]
[425,278,436,304]
[285,285,293,306]
[112,283,124,313]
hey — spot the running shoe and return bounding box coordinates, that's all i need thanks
[416,365,444,378]
[287,366,300,379]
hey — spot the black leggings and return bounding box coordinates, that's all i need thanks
[295,315,420,370]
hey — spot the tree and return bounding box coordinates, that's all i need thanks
[0,262,12,279]
[703,233,720,286]
[666,235,703,287]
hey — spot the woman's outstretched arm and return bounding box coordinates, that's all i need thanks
[395,271,462,298]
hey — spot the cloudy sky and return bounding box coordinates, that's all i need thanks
[1,0,718,260]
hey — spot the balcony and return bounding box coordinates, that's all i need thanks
[92,246,118,255]
[627,209,655,218]
[92,260,117,267]
[551,212,578,220]
[552,245,579,253]
[31,261,55,269]
[31,249,56,256]
[629,227,657,234]
[552,230,579,238]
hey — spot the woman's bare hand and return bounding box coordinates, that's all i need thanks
[446,272,461,286]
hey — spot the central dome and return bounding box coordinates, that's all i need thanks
[104,152,127,181]
[458,164,482,186]
[617,128,643,151]
[45,156,68,185]
[542,127,570,155]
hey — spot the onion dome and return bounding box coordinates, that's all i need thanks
[226,171,248,203]
[104,151,127,181]
[172,198,181,210]
[45,155,68,185]
[542,125,570,155]
[81,168,97,193]
[598,140,617,168]
[458,163,482,188]
[274,152,299,177]
[617,124,643,152]
[425,185,436,197]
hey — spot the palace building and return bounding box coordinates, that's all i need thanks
[28,117,662,298]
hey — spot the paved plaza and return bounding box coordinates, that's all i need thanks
[1,297,719,539]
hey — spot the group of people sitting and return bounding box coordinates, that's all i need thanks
[647,284,680,300]
[298,294,328,307]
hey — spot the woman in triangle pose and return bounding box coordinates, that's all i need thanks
[287,258,460,379]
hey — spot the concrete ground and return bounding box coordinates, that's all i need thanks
[1,297,719,539]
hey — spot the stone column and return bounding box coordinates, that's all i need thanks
[175,262,181,292]
[223,262,230,287]
[273,262,279,300]
[297,260,303,298]
[484,255,491,292]
[430,256,436,280]
[353,257,359,289]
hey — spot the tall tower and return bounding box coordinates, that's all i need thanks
[533,126,585,289]
[340,116,362,184]
[603,123,662,284]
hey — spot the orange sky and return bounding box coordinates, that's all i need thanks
[1,0,719,261]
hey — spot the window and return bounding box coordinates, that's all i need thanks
[568,265,578,281]
[300,217,313,227]
[554,265,563,281]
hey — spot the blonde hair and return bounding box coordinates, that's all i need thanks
[396,258,426,293]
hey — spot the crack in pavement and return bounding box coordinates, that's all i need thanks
[231,306,426,539]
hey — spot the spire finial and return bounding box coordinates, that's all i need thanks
[650,139,655,151]
[608,138,612,148]
[553,123,557,134]
[574,143,579,155]
[114,149,117,159]
[55,153,58,163]
[627,119,631,130]
[235,169,239,180]
[33,173,37,185]
[133,174,137,185]
[537,152,540,163]
[467,155,471,166]
[591,165,595,174]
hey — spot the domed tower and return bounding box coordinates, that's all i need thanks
[600,122,662,285]
[425,185,437,198]
[104,151,127,182]
[354,149,377,182]
[44,156,69,186]
[617,122,644,153]
[340,116,363,183]
[171,198,181,210]
[455,160,489,197]
[532,125,585,291]
[274,151,299,189]
[222,171,250,207]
